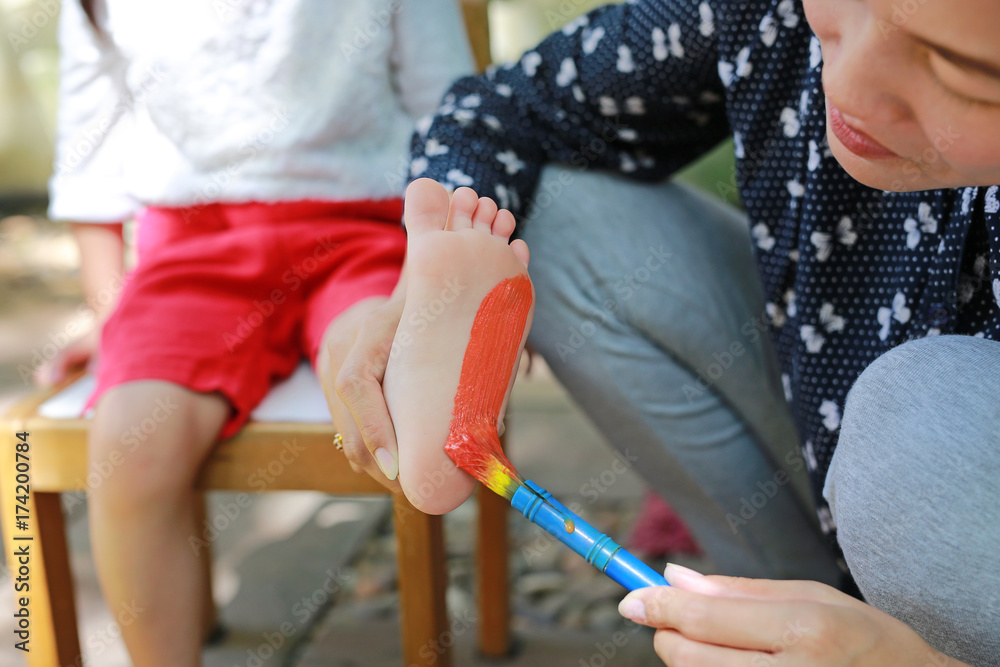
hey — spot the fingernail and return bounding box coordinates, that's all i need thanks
[617,598,646,623]
[374,448,398,481]
[666,563,722,593]
[666,563,705,580]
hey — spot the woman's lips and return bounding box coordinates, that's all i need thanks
[827,102,898,160]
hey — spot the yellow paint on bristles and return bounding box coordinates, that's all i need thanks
[477,454,523,501]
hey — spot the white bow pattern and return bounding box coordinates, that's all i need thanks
[752,223,775,251]
[800,302,845,353]
[819,400,841,431]
[877,292,912,341]
[811,216,858,262]
[903,202,937,250]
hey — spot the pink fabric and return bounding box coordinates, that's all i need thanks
[628,490,702,558]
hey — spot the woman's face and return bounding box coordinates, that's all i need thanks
[804,0,1000,192]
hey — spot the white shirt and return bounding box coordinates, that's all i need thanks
[48,0,474,222]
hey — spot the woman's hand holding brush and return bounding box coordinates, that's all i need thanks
[618,565,966,666]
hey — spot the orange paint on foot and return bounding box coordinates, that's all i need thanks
[444,274,532,499]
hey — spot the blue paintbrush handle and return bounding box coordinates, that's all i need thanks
[511,480,669,591]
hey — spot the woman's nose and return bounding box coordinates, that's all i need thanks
[823,16,912,127]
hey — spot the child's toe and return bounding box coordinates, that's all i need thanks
[404,179,450,235]
[510,238,530,267]
[492,209,516,241]
[472,197,498,233]
[447,187,480,230]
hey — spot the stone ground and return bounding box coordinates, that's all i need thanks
[0,211,712,666]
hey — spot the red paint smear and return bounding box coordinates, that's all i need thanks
[444,274,532,486]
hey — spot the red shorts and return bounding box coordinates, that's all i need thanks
[90,199,406,439]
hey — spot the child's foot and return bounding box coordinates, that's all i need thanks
[384,178,533,515]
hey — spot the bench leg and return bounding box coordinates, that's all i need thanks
[393,495,451,667]
[0,448,81,667]
[477,486,510,656]
[193,492,217,643]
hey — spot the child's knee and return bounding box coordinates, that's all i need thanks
[88,385,225,508]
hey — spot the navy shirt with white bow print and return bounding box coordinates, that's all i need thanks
[409,0,1000,528]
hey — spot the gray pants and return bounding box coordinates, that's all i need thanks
[520,166,1000,665]
[825,335,1000,665]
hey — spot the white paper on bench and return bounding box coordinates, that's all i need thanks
[37,362,332,423]
[37,375,97,419]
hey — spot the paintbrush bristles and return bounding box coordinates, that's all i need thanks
[445,422,523,500]
[472,453,523,500]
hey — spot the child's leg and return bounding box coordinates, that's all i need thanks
[383,179,532,515]
[88,381,228,667]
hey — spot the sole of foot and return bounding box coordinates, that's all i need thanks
[384,178,533,515]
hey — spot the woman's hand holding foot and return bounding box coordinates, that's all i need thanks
[321,296,405,493]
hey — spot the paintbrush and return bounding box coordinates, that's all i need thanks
[446,428,668,591]
[445,274,668,591]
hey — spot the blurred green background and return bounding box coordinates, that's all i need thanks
[0,0,59,200]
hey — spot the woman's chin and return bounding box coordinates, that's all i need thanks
[829,140,938,193]
[827,133,997,193]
